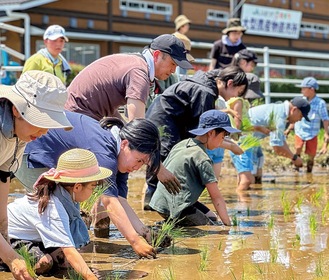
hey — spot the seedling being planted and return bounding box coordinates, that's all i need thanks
[16,246,37,279]
[239,134,260,151]
[198,245,209,272]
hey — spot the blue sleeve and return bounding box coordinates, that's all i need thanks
[206,148,225,164]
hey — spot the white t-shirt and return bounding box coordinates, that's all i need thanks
[8,195,75,248]
[0,133,25,172]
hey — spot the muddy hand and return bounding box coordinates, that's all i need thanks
[157,167,181,195]
[10,258,35,280]
[133,238,156,259]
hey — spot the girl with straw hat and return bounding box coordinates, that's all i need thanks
[15,111,161,259]
[0,70,72,279]
[7,148,112,279]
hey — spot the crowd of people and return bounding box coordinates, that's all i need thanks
[0,16,328,280]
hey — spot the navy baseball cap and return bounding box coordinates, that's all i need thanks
[149,34,193,69]
[291,96,310,122]
[189,110,241,136]
[296,77,319,90]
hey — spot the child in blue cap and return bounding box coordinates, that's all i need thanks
[149,110,240,226]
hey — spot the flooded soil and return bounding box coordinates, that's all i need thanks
[2,156,329,280]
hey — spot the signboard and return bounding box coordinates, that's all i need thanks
[241,4,302,39]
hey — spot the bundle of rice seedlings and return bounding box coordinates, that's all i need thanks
[80,183,108,214]
[239,134,260,151]
[151,219,184,249]
[16,246,37,278]
[268,110,276,131]
[240,115,254,132]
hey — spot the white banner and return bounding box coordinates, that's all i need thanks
[241,4,302,39]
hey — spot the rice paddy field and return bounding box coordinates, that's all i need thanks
[3,137,329,280]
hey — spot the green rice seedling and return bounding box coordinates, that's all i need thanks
[198,245,209,272]
[64,268,83,280]
[315,253,324,277]
[310,187,324,207]
[16,246,37,278]
[295,194,304,212]
[267,110,276,131]
[232,213,239,227]
[218,240,222,251]
[309,213,318,237]
[269,246,278,263]
[80,183,108,213]
[292,234,300,248]
[240,115,253,132]
[254,263,264,275]
[160,266,175,280]
[151,218,183,249]
[321,202,329,224]
[281,190,291,221]
[239,134,260,151]
[268,214,274,230]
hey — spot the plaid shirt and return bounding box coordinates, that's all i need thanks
[294,96,329,141]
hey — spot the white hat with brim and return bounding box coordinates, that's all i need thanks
[43,149,112,183]
[0,70,73,131]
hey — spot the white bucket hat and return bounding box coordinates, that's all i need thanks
[43,25,69,42]
[0,70,73,130]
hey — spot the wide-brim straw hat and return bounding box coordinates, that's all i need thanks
[222,18,247,34]
[175,15,191,31]
[0,70,72,130]
[44,149,112,183]
[172,32,195,62]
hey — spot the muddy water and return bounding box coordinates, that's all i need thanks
[2,166,329,280]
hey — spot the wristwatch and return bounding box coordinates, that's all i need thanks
[292,154,298,161]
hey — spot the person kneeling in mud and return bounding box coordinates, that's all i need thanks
[149,110,240,226]
[7,149,112,279]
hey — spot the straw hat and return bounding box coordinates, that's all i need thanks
[44,149,112,183]
[0,70,72,130]
[172,32,195,62]
[222,18,246,34]
[174,15,191,31]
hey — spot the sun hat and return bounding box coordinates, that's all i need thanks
[174,15,191,31]
[222,18,246,34]
[234,49,258,64]
[244,73,264,99]
[43,24,69,42]
[172,32,195,62]
[189,110,241,136]
[43,149,112,183]
[296,77,319,90]
[149,34,193,69]
[291,96,310,122]
[0,70,73,130]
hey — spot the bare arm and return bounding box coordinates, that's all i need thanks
[219,138,243,155]
[232,99,243,129]
[61,247,97,280]
[208,58,217,71]
[206,182,231,226]
[0,179,33,280]
[157,162,182,195]
[101,195,156,258]
[126,98,146,121]
[272,141,303,167]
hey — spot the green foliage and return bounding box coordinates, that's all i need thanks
[151,219,183,249]
[268,214,274,230]
[158,125,171,138]
[309,213,318,237]
[66,63,85,86]
[64,268,83,279]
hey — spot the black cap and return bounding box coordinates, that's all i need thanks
[291,96,310,122]
[245,73,264,99]
[149,34,193,69]
[235,49,258,64]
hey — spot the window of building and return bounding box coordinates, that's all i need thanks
[206,9,229,23]
[119,0,172,16]
[36,41,100,66]
[300,21,329,38]
[296,59,329,78]
[70,18,78,28]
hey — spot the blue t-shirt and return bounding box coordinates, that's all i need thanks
[24,111,129,198]
[248,101,289,147]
